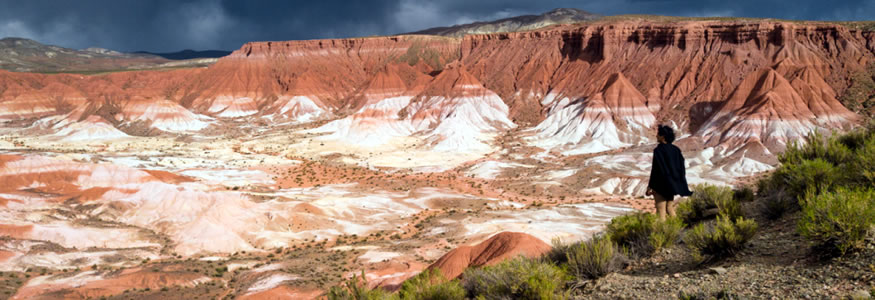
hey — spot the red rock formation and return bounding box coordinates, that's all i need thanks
[528,71,657,155]
[405,63,515,152]
[189,36,459,116]
[426,232,551,279]
[0,20,870,155]
[460,21,873,129]
[700,68,857,152]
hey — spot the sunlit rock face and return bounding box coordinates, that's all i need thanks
[0,19,872,299]
[527,72,656,155]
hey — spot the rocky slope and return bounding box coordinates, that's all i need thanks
[409,8,601,37]
[0,37,220,73]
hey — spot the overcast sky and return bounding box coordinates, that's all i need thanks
[1,0,873,52]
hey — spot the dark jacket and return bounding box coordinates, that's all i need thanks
[648,143,692,198]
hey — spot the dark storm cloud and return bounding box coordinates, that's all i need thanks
[0,0,873,52]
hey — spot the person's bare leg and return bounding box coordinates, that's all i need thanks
[667,199,676,218]
[654,193,667,221]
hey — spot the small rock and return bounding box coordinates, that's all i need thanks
[672,273,681,278]
[850,289,870,299]
[708,267,728,275]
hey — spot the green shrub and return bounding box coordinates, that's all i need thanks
[849,137,875,187]
[327,271,397,300]
[678,184,740,224]
[733,186,755,203]
[764,127,875,205]
[685,216,758,263]
[778,158,841,199]
[650,217,685,251]
[780,132,831,166]
[758,184,795,220]
[836,127,873,152]
[399,268,465,300]
[564,235,625,280]
[462,256,569,300]
[606,213,684,257]
[798,188,875,256]
[544,238,572,266]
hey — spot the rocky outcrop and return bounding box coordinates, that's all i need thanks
[699,68,857,152]
[426,232,551,279]
[461,21,873,127]
[527,72,656,155]
[0,20,872,158]
[410,8,601,38]
[188,35,460,117]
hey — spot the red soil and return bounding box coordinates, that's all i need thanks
[426,232,552,279]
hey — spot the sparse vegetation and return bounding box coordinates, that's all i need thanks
[564,234,625,280]
[398,268,465,300]
[755,124,875,257]
[732,186,755,203]
[462,256,570,300]
[798,188,875,256]
[605,213,684,257]
[326,272,396,300]
[678,184,741,224]
[685,215,758,263]
[838,63,875,117]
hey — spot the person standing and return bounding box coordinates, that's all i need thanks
[646,125,692,221]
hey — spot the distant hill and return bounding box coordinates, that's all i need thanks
[0,37,222,73]
[408,8,601,37]
[132,49,231,60]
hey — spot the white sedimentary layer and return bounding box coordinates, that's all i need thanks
[313,96,415,146]
[458,203,636,244]
[528,89,657,156]
[271,95,328,123]
[409,93,515,153]
[125,100,212,132]
[527,95,626,155]
[53,117,129,142]
[246,274,300,293]
[209,96,258,118]
[464,160,534,179]
[581,144,775,195]
[315,89,514,153]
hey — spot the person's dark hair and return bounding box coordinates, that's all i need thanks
[657,125,676,144]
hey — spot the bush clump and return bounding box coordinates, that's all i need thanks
[327,272,396,300]
[684,216,758,263]
[762,188,794,220]
[564,235,625,280]
[760,127,875,209]
[462,256,569,300]
[798,188,875,256]
[544,238,573,266]
[398,268,465,300]
[678,184,741,224]
[779,158,841,199]
[755,125,875,257]
[605,213,684,257]
[733,186,755,203]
